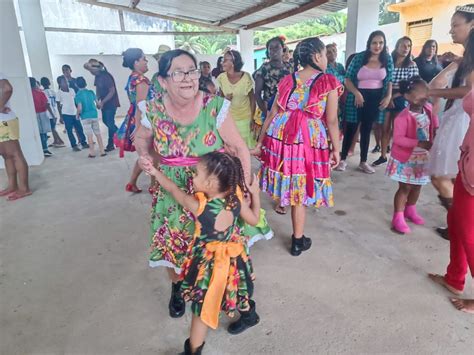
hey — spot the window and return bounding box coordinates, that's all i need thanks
[407,18,433,50]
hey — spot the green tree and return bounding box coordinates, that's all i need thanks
[173,22,236,54]
[379,0,400,25]
[254,12,347,46]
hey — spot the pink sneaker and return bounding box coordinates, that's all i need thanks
[404,205,425,225]
[392,212,411,234]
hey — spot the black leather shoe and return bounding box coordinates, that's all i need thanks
[228,300,260,335]
[436,227,449,241]
[180,338,205,355]
[169,282,185,318]
[290,235,312,256]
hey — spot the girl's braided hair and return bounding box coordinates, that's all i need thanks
[293,37,325,72]
[200,151,248,209]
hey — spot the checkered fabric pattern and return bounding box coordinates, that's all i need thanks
[392,63,420,88]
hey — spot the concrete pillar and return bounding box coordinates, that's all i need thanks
[237,29,255,73]
[17,0,53,81]
[0,0,44,167]
[345,0,379,59]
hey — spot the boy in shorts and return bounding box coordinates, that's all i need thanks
[75,77,106,158]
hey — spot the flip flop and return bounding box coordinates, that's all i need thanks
[0,189,14,196]
[100,153,107,157]
[88,154,96,158]
[274,205,287,215]
[7,191,32,201]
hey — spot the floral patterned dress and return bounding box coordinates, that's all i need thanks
[146,94,226,272]
[145,93,273,271]
[180,192,254,329]
[386,111,431,185]
[259,72,341,207]
[115,72,151,157]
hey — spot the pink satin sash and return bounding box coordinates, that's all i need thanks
[282,109,315,198]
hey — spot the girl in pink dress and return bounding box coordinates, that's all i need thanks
[254,37,342,256]
[385,77,439,234]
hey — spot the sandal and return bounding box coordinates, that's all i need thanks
[7,191,32,201]
[0,188,14,197]
[126,183,142,193]
[274,205,287,215]
[100,153,107,157]
[88,154,96,158]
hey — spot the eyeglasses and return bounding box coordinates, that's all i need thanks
[168,69,201,82]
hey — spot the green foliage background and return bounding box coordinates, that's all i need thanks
[173,0,399,55]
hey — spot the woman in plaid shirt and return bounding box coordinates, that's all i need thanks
[336,30,393,174]
[373,36,419,167]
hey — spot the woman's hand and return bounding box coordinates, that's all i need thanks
[250,142,262,157]
[225,93,233,101]
[379,96,391,110]
[388,99,395,109]
[354,91,364,108]
[139,155,156,175]
[330,150,341,169]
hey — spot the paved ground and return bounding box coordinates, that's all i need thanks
[1,131,473,354]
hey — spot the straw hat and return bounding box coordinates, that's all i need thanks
[83,58,104,72]
[153,44,171,61]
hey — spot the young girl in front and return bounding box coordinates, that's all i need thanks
[140,152,261,355]
[254,37,342,256]
[386,77,439,234]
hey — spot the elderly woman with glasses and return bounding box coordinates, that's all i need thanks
[134,49,269,323]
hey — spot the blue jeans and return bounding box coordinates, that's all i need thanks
[40,133,48,151]
[102,108,118,148]
[63,114,86,147]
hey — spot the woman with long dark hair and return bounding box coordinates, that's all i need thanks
[429,28,474,314]
[373,36,419,166]
[415,40,443,83]
[336,30,394,174]
[427,5,474,239]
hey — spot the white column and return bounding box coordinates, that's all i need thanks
[0,0,44,167]
[17,0,53,81]
[345,0,379,59]
[237,29,255,73]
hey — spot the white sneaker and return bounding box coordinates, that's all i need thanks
[335,160,347,171]
[358,162,375,174]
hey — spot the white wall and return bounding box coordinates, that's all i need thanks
[1,0,44,168]
[49,53,220,118]
[342,22,403,59]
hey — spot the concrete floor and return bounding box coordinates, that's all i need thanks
[1,135,473,354]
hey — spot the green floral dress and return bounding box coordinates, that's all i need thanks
[146,94,226,272]
[145,93,273,272]
[180,192,254,328]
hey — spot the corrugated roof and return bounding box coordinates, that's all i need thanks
[93,0,347,30]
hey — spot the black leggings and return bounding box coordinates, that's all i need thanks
[341,88,383,162]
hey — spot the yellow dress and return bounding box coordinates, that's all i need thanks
[217,72,256,148]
